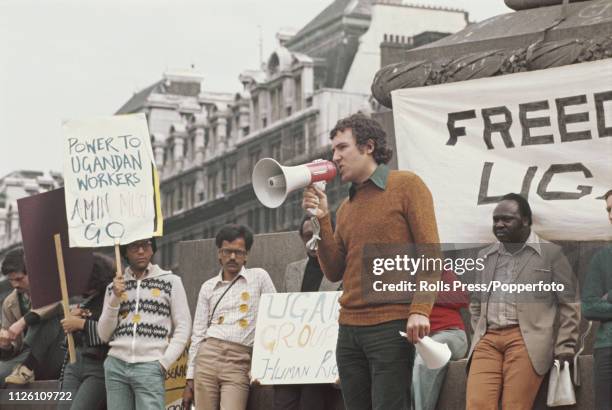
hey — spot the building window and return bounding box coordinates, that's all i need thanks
[168,190,174,215]
[271,88,279,122]
[229,165,237,190]
[221,167,228,193]
[208,173,217,200]
[270,140,281,161]
[253,97,260,130]
[293,134,305,158]
[189,183,195,208]
[308,119,317,153]
[295,76,302,111]
[177,184,184,210]
[248,149,261,175]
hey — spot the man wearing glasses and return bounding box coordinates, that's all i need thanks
[98,237,191,410]
[183,224,276,410]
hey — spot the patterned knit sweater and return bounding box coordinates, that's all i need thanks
[98,264,191,369]
[318,170,441,325]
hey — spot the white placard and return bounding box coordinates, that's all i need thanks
[62,113,161,247]
[392,59,612,243]
[251,291,340,385]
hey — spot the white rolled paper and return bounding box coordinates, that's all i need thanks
[415,336,452,369]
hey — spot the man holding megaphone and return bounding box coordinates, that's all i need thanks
[302,113,441,410]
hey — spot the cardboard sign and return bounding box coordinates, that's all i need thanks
[165,346,189,410]
[62,113,163,247]
[392,59,612,243]
[17,188,93,309]
[251,291,340,385]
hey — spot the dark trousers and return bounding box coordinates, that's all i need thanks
[23,315,65,380]
[336,319,414,410]
[594,347,612,410]
[0,315,64,385]
[273,384,337,410]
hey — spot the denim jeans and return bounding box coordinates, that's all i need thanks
[103,355,165,410]
[58,349,106,410]
[336,319,414,410]
[411,328,468,410]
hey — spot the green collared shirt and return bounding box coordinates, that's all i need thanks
[348,164,389,200]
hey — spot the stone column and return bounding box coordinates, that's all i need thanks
[153,138,165,169]
[194,128,205,164]
[215,117,227,154]
[174,135,185,172]
[239,105,250,140]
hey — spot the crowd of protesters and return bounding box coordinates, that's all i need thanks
[0,114,610,410]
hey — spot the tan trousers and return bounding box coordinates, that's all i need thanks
[466,326,544,410]
[194,338,252,410]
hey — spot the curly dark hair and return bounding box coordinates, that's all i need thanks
[329,113,393,165]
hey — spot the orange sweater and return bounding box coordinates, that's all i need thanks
[318,170,440,325]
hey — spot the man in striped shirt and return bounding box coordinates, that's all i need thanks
[183,224,276,410]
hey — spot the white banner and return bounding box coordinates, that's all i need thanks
[392,59,612,243]
[251,291,340,385]
[62,113,163,247]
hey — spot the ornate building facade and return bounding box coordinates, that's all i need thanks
[0,170,63,294]
[115,0,469,269]
[0,170,64,256]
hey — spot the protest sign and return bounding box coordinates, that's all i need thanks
[62,113,163,247]
[17,188,93,309]
[164,346,189,410]
[251,291,340,385]
[392,59,612,243]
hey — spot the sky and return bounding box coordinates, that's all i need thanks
[0,0,512,177]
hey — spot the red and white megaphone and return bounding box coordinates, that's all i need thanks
[252,158,337,208]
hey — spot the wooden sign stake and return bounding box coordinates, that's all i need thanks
[53,233,77,364]
[114,239,122,278]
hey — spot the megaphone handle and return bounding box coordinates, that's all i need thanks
[312,180,326,191]
[307,181,326,216]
